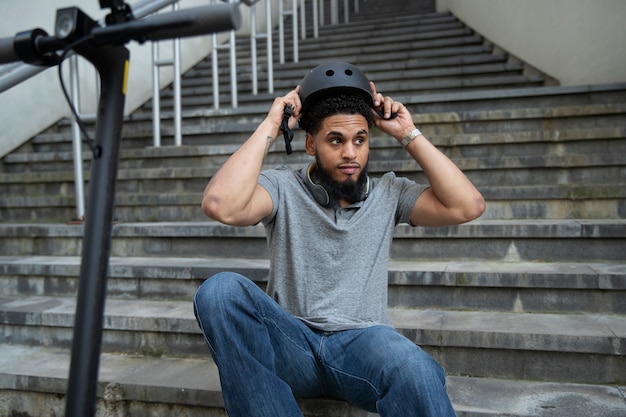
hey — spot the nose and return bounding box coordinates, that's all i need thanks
[342,142,356,160]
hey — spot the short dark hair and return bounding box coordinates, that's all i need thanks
[299,93,374,134]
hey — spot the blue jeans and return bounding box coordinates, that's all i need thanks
[193,272,456,417]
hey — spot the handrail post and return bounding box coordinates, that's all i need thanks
[300,0,306,40]
[250,3,259,95]
[151,41,162,147]
[292,0,298,62]
[266,0,274,93]
[278,0,285,63]
[229,24,238,108]
[151,1,183,146]
[211,0,238,108]
[312,0,319,38]
[69,54,85,221]
[172,4,182,145]
[279,0,298,64]
[249,1,274,95]
[211,31,220,109]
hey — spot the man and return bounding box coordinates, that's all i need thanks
[194,62,485,416]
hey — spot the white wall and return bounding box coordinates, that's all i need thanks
[436,0,626,86]
[0,0,274,158]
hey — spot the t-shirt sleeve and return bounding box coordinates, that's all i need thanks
[394,176,429,225]
[258,168,285,225]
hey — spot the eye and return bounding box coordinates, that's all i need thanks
[330,137,343,145]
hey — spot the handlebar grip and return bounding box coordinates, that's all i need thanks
[0,37,18,65]
[92,3,241,43]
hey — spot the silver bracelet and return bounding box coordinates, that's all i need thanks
[401,128,422,147]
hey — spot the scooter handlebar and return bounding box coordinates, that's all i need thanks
[0,3,241,65]
[92,3,241,43]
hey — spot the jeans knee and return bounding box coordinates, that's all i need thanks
[402,348,446,389]
[194,272,251,320]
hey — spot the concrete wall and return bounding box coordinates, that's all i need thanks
[0,0,274,158]
[436,0,626,86]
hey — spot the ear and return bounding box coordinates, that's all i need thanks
[305,133,316,156]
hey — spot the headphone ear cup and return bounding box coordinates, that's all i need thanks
[304,162,370,207]
[309,182,331,206]
[305,163,330,206]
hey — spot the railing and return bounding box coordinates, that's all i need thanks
[76,0,184,220]
[250,0,274,94]
[151,2,183,147]
[211,0,239,108]
[0,0,359,220]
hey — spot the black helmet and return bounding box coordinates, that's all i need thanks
[299,62,373,110]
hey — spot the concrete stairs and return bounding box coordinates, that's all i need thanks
[0,0,625,415]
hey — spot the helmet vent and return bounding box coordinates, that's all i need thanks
[325,70,335,77]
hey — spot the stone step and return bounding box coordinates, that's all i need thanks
[236,22,483,57]
[2,183,624,222]
[183,51,513,92]
[1,157,622,206]
[208,12,482,65]
[0,255,623,314]
[181,41,517,85]
[113,83,626,126]
[2,150,624,199]
[23,88,626,153]
[0,295,623,384]
[0,344,624,417]
[166,60,533,105]
[0,167,623,223]
[158,73,546,111]
[193,19,505,77]
[1,220,624,261]
[409,83,626,113]
[7,120,625,174]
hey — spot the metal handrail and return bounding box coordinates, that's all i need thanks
[68,55,98,220]
[250,0,274,94]
[0,64,45,94]
[211,0,239,109]
[151,1,182,147]
[75,0,182,219]
[279,0,298,63]
[67,0,183,219]
[0,0,361,219]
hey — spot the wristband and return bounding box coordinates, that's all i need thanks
[401,128,421,147]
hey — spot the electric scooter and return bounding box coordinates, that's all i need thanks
[0,2,241,415]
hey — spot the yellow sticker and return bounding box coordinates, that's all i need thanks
[122,60,130,95]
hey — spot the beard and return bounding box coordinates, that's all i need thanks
[312,154,369,204]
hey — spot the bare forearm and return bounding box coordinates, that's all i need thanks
[403,129,485,225]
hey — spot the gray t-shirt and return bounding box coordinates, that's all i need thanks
[259,165,427,331]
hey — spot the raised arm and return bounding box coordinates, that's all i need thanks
[202,87,302,226]
[370,82,486,227]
